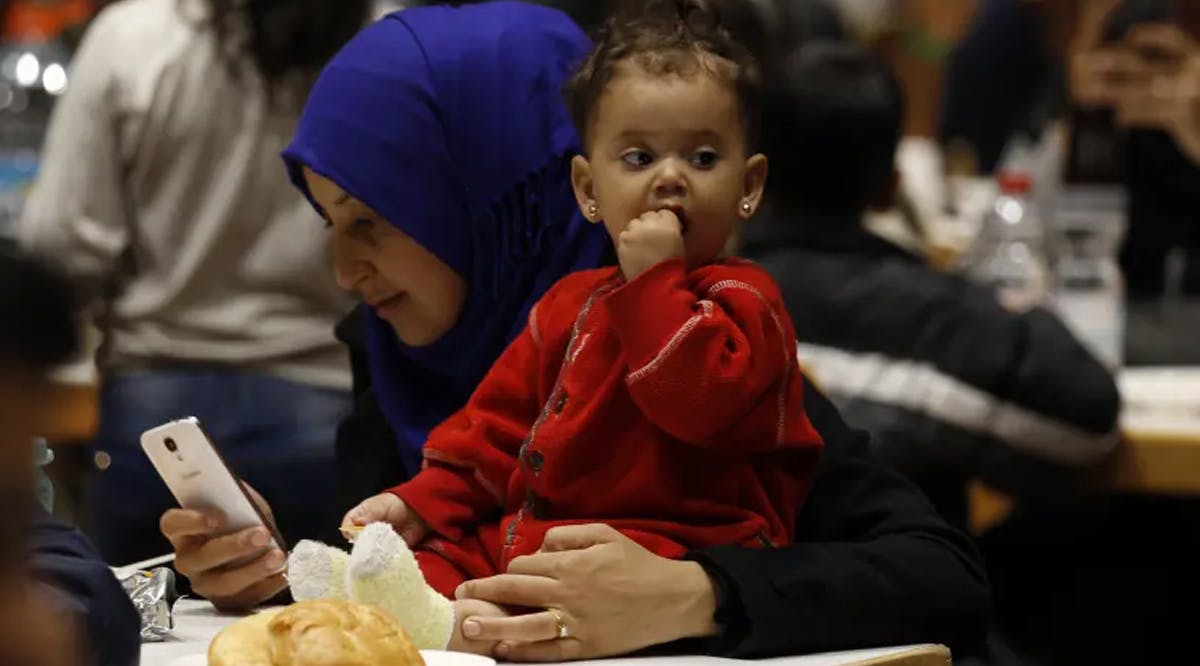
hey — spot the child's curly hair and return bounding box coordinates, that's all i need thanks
[565,0,762,151]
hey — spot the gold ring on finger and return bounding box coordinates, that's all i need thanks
[552,609,570,640]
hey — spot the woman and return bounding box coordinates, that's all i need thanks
[162,2,989,660]
[19,0,372,566]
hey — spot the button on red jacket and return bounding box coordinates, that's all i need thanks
[392,258,823,572]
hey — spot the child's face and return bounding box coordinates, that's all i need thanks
[572,60,767,268]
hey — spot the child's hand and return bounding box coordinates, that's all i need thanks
[617,210,685,280]
[343,493,428,546]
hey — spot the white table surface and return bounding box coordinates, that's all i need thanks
[143,599,944,666]
[1119,367,1200,439]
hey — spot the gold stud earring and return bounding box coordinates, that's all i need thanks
[741,201,752,213]
[588,203,599,219]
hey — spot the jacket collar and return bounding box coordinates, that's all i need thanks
[742,208,925,265]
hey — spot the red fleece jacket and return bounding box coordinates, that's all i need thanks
[391,258,823,568]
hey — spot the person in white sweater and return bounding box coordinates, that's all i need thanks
[19,0,375,566]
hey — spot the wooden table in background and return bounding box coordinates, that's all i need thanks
[1103,368,1200,494]
[971,367,1200,533]
[41,380,98,443]
[40,327,101,444]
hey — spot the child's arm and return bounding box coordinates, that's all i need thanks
[607,259,800,449]
[387,305,548,541]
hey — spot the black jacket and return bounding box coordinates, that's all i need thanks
[744,221,1121,525]
[332,307,990,657]
[28,507,141,666]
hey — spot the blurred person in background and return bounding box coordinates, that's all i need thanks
[0,249,139,666]
[743,41,1120,536]
[744,39,1126,666]
[1081,0,1200,298]
[933,8,1200,664]
[942,0,1200,298]
[18,0,374,566]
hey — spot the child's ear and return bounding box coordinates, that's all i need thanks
[571,155,601,224]
[738,153,768,220]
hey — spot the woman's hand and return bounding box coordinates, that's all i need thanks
[1113,25,1200,164]
[343,493,428,546]
[160,483,287,612]
[454,524,719,662]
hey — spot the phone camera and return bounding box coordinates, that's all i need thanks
[164,437,178,453]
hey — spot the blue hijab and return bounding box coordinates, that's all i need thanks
[283,2,610,475]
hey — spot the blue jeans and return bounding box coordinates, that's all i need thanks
[85,369,350,566]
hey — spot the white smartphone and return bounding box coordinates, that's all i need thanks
[141,417,286,560]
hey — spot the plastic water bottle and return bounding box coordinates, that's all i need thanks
[1051,186,1126,368]
[967,171,1049,312]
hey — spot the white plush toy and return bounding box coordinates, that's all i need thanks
[287,523,455,650]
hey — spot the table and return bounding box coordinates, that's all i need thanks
[1104,367,1200,494]
[1125,301,1200,366]
[143,600,950,666]
[970,366,1200,532]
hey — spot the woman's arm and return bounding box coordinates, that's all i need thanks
[164,308,384,610]
[688,376,990,658]
[456,375,990,661]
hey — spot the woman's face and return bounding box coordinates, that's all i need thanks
[303,167,468,347]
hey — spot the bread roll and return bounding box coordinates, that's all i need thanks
[208,599,424,666]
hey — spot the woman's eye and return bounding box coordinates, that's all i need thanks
[690,150,719,168]
[621,150,653,168]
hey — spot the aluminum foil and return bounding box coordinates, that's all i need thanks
[118,567,179,642]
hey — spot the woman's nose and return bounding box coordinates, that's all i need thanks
[331,233,369,292]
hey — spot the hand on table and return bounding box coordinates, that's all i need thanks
[160,483,287,612]
[454,524,719,662]
[343,493,428,546]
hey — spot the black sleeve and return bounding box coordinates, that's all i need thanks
[797,261,1121,499]
[688,377,990,659]
[27,507,141,666]
[331,308,410,537]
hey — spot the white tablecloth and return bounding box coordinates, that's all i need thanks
[1120,367,1200,439]
[142,599,944,666]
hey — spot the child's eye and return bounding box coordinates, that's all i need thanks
[621,150,654,168]
[690,150,719,169]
